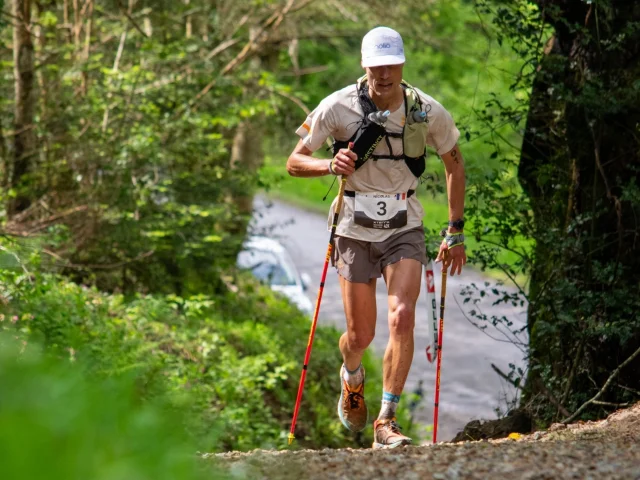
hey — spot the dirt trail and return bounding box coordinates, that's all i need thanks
[209,403,640,480]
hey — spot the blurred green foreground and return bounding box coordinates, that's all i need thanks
[0,267,413,480]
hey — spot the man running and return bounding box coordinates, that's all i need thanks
[286,26,466,448]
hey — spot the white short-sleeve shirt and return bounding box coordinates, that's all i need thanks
[296,84,459,242]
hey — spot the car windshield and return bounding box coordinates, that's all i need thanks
[237,248,298,286]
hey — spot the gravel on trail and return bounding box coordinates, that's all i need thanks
[207,402,640,480]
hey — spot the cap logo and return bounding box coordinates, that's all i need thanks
[376,43,391,49]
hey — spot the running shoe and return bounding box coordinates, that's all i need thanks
[337,364,368,432]
[372,418,412,449]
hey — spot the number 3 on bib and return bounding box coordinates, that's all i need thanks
[354,192,408,229]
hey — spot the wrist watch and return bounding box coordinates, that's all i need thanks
[448,219,465,230]
[328,159,337,175]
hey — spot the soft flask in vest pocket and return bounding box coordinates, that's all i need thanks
[403,109,429,159]
[402,108,429,178]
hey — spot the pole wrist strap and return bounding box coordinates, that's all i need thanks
[440,229,465,249]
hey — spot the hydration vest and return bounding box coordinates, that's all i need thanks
[332,76,431,178]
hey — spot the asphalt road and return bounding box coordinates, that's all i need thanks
[250,195,528,442]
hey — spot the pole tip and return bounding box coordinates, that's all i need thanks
[348,141,355,150]
[287,433,295,445]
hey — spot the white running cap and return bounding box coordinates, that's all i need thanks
[361,27,405,68]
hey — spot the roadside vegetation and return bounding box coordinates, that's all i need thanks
[0,260,413,459]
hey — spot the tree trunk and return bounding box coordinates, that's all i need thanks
[34,1,50,190]
[0,121,7,190]
[230,119,263,216]
[228,28,278,218]
[80,0,93,96]
[10,0,36,216]
[185,0,192,39]
[520,0,640,421]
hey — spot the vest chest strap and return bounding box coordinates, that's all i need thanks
[344,189,415,198]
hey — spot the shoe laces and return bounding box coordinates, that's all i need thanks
[389,420,402,432]
[346,390,363,409]
[379,419,402,434]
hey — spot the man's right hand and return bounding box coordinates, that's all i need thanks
[330,148,357,176]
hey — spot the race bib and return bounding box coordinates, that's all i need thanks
[354,192,408,229]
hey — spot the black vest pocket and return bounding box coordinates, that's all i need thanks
[332,122,386,170]
[405,154,426,178]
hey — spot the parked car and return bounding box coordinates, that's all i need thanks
[237,235,314,315]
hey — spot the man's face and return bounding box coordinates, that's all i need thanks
[364,63,404,99]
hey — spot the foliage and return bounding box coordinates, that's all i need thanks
[0,246,415,452]
[464,0,640,424]
[0,1,368,292]
[1,0,510,294]
[2,1,267,293]
[0,334,230,480]
[1,3,441,463]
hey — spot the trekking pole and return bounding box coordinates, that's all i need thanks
[287,142,353,446]
[425,259,438,364]
[433,250,448,444]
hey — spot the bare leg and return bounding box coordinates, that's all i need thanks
[381,259,421,396]
[338,275,377,371]
[337,275,377,432]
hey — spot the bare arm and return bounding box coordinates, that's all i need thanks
[440,143,465,226]
[436,143,467,275]
[286,139,356,177]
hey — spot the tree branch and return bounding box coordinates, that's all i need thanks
[177,0,299,116]
[534,377,571,418]
[263,85,310,115]
[0,244,32,280]
[42,248,155,270]
[327,0,358,22]
[590,121,623,253]
[221,0,296,76]
[280,65,329,77]
[491,363,522,389]
[102,29,127,132]
[456,295,528,351]
[591,400,630,408]
[205,37,241,61]
[560,337,585,406]
[617,383,640,397]
[562,345,640,424]
[117,0,148,37]
[5,205,89,236]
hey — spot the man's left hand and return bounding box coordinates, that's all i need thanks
[435,240,466,276]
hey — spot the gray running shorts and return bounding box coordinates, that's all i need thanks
[331,226,428,283]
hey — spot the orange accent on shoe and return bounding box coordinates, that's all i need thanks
[372,417,412,449]
[337,366,368,432]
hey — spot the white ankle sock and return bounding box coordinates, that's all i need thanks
[343,363,364,387]
[378,392,401,419]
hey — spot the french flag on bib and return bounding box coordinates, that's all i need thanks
[395,193,406,200]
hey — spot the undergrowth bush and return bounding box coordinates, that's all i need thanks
[0,269,415,454]
[0,334,229,480]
